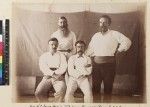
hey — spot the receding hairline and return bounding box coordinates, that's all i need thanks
[99,15,111,24]
[58,16,67,21]
[75,40,86,47]
[48,38,58,44]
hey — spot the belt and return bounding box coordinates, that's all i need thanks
[93,56,115,64]
[58,49,71,53]
[49,67,58,71]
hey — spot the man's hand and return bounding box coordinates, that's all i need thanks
[44,75,52,79]
[78,74,89,79]
[52,74,60,79]
[85,64,91,68]
[67,49,71,53]
[78,75,85,79]
[52,73,64,81]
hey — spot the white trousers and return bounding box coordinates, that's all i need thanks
[65,76,93,103]
[35,76,66,102]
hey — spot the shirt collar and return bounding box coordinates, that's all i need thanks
[75,53,85,58]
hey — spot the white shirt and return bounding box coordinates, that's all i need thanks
[86,30,132,56]
[39,51,67,76]
[68,54,92,78]
[51,30,76,55]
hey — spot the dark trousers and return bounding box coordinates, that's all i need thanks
[92,62,116,95]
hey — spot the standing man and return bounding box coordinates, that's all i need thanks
[51,16,77,59]
[65,41,93,103]
[51,16,77,83]
[35,38,67,102]
[86,15,132,101]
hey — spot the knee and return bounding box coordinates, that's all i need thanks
[59,84,66,94]
[55,85,66,97]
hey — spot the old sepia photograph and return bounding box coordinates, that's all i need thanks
[12,1,146,104]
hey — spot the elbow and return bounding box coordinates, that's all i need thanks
[127,38,132,48]
[126,41,132,51]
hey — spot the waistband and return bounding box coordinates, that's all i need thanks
[58,49,71,53]
[43,75,65,79]
[93,56,115,64]
[49,67,58,71]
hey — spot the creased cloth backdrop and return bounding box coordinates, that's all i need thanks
[13,6,142,95]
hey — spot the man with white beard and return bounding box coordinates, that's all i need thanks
[51,16,77,83]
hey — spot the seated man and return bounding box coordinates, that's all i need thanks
[65,40,93,103]
[35,38,67,102]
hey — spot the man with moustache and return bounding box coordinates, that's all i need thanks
[51,16,77,84]
[51,16,77,59]
[35,38,67,102]
[65,41,93,103]
[86,15,132,102]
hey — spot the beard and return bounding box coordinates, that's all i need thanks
[59,25,68,31]
[100,26,108,33]
[59,26,69,37]
[59,27,66,31]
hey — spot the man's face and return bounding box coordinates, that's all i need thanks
[48,41,58,52]
[76,43,85,55]
[99,17,110,33]
[58,18,68,31]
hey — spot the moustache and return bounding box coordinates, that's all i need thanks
[77,50,83,53]
[100,26,107,28]
[52,47,57,50]
[59,25,67,28]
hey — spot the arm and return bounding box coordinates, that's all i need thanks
[116,32,132,52]
[78,57,92,76]
[71,32,77,54]
[39,55,54,76]
[68,57,80,78]
[54,54,67,75]
[83,57,92,76]
[85,38,94,57]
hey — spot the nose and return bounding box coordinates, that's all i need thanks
[61,22,65,26]
[52,45,56,49]
[78,47,83,50]
[100,22,105,26]
[102,22,105,26]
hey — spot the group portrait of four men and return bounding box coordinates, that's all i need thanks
[34,15,132,103]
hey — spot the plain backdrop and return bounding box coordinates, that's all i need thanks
[12,3,146,101]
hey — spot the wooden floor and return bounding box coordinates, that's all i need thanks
[16,94,144,103]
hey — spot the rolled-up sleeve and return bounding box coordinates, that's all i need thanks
[39,55,54,76]
[83,57,92,76]
[68,56,80,78]
[54,54,67,75]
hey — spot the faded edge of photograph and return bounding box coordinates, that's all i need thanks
[12,2,146,103]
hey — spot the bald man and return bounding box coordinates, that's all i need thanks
[51,16,77,59]
[51,16,77,84]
